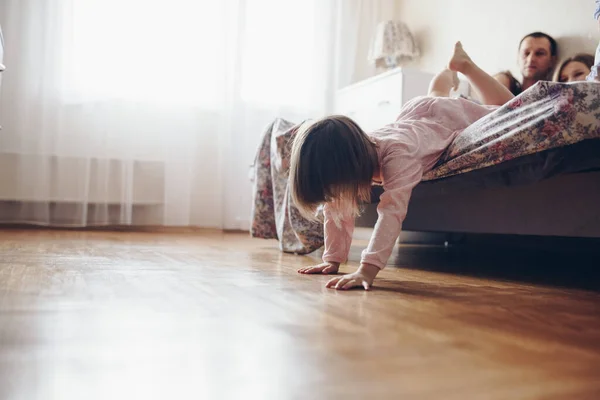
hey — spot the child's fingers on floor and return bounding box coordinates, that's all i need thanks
[342,280,359,290]
[335,278,353,290]
[325,277,340,288]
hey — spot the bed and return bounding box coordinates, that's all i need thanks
[362,142,600,238]
[250,80,600,254]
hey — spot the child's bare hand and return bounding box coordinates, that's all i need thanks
[298,262,339,275]
[325,263,380,291]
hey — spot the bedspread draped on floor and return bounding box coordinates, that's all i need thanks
[250,81,600,254]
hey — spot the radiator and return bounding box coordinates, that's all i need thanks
[0,154,165,205]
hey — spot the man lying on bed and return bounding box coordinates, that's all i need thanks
[494,32,558,96]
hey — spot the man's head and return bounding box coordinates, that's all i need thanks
[518,32,557,83]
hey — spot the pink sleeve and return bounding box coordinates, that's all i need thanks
[322,202,355,264]
[360,151,423,269]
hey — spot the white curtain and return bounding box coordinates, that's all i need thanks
[335,0,401,84]
[0,0,352,229]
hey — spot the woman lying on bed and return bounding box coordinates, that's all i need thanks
[554,53,595,83]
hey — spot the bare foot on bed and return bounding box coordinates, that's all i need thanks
[448,41,474,75]
[447,40,515,106]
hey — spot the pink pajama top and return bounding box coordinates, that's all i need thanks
[322,96,496,269]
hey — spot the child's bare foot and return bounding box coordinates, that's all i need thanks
[448,41,474,74]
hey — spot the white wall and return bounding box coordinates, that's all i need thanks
[352,0,598,82]
[349,0,600,81]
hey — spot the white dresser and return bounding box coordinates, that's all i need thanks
[334,68,434,132]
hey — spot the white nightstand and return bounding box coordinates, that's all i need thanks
[334,68,473,131]
[334,68,434,131]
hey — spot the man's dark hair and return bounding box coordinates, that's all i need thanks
[519,32,558,57]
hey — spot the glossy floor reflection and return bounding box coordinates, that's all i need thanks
[1,229,599,400]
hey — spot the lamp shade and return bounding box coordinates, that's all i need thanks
[367,20,420,68]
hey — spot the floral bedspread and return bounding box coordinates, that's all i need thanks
[424,81,600,180]
[250,81,600,254]
[250,118,324,254]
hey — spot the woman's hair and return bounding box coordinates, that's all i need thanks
[494,70,522,96]
[553,53,594,82]
[289,115,378,220]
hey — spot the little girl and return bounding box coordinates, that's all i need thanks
[289,42,515,290]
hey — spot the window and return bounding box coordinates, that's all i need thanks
[61,0,331,111]
[240,0,326,109]
[63,0,225,106]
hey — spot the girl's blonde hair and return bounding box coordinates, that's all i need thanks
[288,115,378,221]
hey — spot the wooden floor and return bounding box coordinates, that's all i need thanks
[0,229,599,400]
